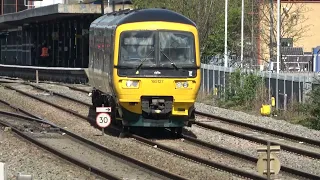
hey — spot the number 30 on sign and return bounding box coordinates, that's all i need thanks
[96,112,111,128]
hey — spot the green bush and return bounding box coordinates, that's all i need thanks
[220,69,266,110]
[307,80,320,130]
[210,69,320,130]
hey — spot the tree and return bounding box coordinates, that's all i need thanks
[258,2,311,64]
[132,0,244,61]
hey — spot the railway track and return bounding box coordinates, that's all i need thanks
[46,84,320,158]
[0,82,270,180]
[194,112,320,159]
[0,109,186,180]
[2,82,319,179]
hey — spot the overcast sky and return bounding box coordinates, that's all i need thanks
[34,0,64,8]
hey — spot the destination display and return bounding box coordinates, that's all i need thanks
[124,37,154,45]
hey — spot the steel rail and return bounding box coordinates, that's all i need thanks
[25,83,320,159]
[9,83,320,179]
[195,111,320,147]
[0,110,186,180]
[2,83,269,180]
[0,112,120,180]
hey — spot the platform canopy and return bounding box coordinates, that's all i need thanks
[0,3,114,30]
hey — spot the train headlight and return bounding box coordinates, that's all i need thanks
[176,82,182,88]
[183,82,189,88]
[124,80,139,88]
[175,81,189,89]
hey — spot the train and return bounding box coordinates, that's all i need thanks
[85,8,201,136]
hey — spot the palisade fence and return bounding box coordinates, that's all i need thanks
[200,64,319,110]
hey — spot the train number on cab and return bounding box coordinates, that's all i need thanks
[151,80,164,83]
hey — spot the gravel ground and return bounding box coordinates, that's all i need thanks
[0,114,168,180]
[35,134,163,180]
[196,115,320,154]
[156,139,258,173]
[0,84,243,180]
[31,83,92,104]
[22,82,320,178]
[0,103,22,114]
[156,139,298,179]
[0,127,102,180]
[185,125,320,177]
[194,102,320,141]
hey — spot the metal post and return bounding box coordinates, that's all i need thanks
[223,68,226,100]
[101,0,104,15]
[267,141,271,179]
[250,0,254,69]
[224,0,228,67]
[276,73,279,110]
[298,76,301,103]
[36,70,38,84]
[240,0,244,68]
[284,94,287,111]
[218,66,221,98]
[269,0,274,69]
[101,103,104,136]
[213,67,216,95]
[291,76,293,102]
[202,66,205,92]
[268,72,271,101]
[276,0,281,73]
[207,65,209,93]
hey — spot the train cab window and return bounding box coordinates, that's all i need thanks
[159,31,195,67]
[119,31,155,66]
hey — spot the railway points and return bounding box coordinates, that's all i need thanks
[1,81,318,179]
[0,82,246,180]
[0,1,319,179]
[0,109,185,180]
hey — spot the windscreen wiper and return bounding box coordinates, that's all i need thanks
[159,49,180,70]
[135,49,155,71]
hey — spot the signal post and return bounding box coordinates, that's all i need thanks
[96,105,112,136]
[256,141,281,179]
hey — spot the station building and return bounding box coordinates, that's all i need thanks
[0,0,133,68]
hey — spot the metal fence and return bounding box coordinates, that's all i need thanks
[200,64,318,110]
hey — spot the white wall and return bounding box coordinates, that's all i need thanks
[33,0,65,8]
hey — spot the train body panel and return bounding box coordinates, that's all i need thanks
[87,8,201,130]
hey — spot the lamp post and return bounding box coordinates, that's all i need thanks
[224,0,228,67]
[276,0,280,73]
[269,0,274,71]
[240,0,244,68]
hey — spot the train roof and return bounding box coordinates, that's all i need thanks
[90,8,196,28]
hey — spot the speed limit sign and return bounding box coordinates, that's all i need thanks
[96,112,111,128]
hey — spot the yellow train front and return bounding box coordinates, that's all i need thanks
[87,8,201,134]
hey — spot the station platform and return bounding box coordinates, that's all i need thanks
[0,3,119,68]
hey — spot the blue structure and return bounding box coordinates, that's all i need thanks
[312,46,320,72]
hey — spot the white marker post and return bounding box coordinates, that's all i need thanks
[96,105,112,136]
[0,162,6,180]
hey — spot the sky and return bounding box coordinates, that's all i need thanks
[33,0,64,8]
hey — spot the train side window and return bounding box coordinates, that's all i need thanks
[110,28,114,64]
[99,28,103,71]
[89,29,94,68]
[94,28,102,71]
[94,29,98,70]
[104,28,109,72]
